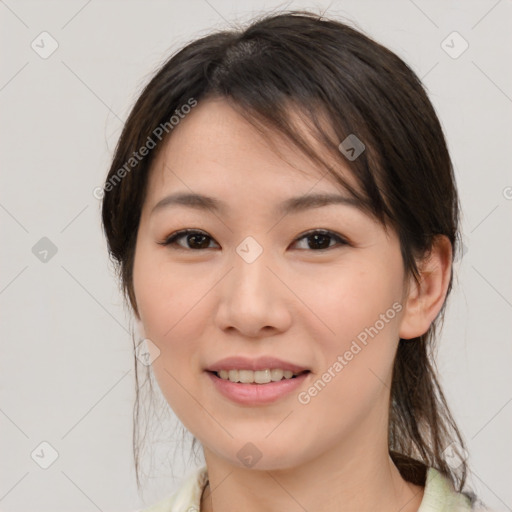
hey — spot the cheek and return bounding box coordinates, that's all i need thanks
[132,245,216,400]
[133,250,209,424]
[134,274,205,367]
[133,241,203,340]
[311,262,403,344]
[306,261,403,398]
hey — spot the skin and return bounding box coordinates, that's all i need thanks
[132,97,452,512]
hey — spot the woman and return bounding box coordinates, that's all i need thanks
[101,10,490,512]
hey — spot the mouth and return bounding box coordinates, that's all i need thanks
[208,368,310,384]
[205,369,311,405]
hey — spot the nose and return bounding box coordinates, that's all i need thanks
[213,245,292,338]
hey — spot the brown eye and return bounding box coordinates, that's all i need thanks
[292,230,348,251]
[158,229,348,252]
[159,230,218,250]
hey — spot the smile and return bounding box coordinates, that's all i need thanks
[206,370,310,405]
[215,368,307,383]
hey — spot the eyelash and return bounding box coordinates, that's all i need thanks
[158,229,349,252]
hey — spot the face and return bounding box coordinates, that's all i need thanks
[132,97,410,471]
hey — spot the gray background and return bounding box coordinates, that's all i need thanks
[1,1,511,511]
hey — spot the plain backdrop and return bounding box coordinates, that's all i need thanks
[1,1,511,511]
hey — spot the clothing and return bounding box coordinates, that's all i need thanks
[139,465,486,512]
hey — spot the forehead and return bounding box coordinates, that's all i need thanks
[146,97,358,203]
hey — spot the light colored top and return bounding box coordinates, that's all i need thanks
[139,465,487,512]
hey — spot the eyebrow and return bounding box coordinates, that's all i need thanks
[150,192,364,216]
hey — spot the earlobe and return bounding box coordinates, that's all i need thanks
[399,235,453,340]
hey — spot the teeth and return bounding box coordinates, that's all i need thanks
[216,368,299,383]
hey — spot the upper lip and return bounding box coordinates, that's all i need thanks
[205,356,309,373]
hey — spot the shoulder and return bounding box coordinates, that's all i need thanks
[419,467,493,512]
[137,465,208,512]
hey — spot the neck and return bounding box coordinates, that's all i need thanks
[200,435,424,512]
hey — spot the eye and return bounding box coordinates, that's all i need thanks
[159,228,348,252]
[291,229,348,251]
[158,229,218,250]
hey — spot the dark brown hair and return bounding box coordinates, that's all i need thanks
[101,9,470,494]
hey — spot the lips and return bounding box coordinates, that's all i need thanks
[204,355,309,373]
[206,369,310,405]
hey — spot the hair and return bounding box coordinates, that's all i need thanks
[101,9,470,495]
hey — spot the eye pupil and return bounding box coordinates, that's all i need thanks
[188,234,209,249]
[308,233,331,250]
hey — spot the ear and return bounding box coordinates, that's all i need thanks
[399,235,453,340]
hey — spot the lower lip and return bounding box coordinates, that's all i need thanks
[206,371,310,405]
